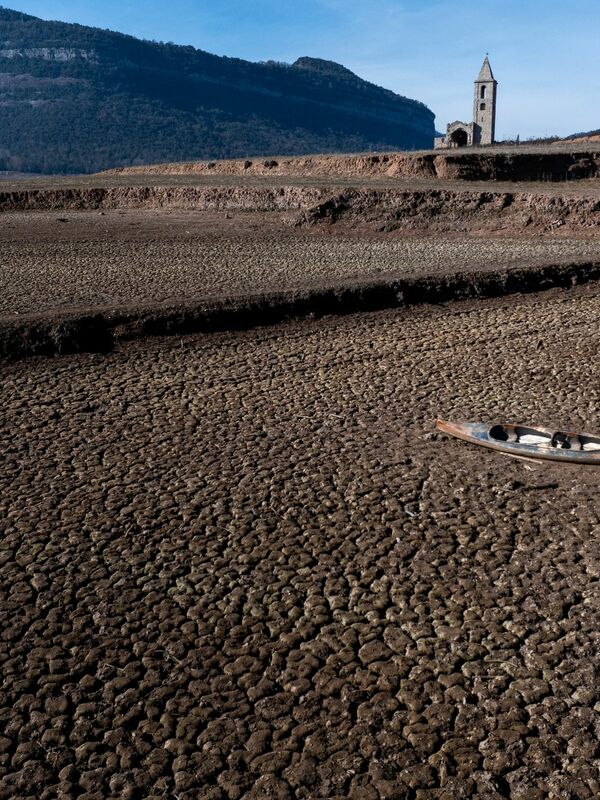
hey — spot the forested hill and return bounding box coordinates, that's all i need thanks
[0,6,435,173]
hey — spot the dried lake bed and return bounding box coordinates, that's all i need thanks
[0,168,599,798]
[1,285,598,799]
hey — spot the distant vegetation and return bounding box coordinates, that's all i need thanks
[499,133,600,147]
[0,7,435,173]
[499,136,563,146]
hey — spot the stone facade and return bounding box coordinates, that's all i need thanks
[435,57,497,149]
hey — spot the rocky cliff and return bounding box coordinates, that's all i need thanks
[0,7,435,173]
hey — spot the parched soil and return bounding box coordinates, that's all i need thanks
[105,144,600,183]
[1,286,598,799]
[2,210,600,318]
[2,208,600,360]
[1,186,600,234]
[3,172,600,198]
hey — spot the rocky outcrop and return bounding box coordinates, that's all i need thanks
[0,47,98,61]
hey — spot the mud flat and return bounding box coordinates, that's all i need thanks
[1,208,600,359]
[1,285,598,799]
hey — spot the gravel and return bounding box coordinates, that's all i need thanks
[1,285,598,799]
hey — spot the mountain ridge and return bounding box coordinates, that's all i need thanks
[0,7,37,20]
[0,5,435,173]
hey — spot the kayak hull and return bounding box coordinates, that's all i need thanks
[436,419,600,465]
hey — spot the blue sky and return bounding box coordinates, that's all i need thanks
[5,0,600,138]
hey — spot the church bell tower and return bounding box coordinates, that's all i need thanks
[473,56,497,145]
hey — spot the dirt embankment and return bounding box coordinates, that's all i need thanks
[3,260,600,360]
[294,188,600,233]
[0,185,326,213]
[1,186,599,235]
[105,147,600,182]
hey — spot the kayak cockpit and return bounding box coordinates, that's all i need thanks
[488,424,600,452]
[488,425,552,446]
[552,432,600,452]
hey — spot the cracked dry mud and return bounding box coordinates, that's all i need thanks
[1,210,600,317]
[1,286,599,799]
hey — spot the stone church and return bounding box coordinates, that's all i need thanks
[434,57,497,148]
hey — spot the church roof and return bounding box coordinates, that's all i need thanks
[476,56,496,82]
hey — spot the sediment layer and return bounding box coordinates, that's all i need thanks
[0,185,325,213]
[2,260,599,360]
[1,186,599,235]
[293,188,600,233]
[106,147,600,182]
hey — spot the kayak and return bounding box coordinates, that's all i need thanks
[436,419,600,465]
